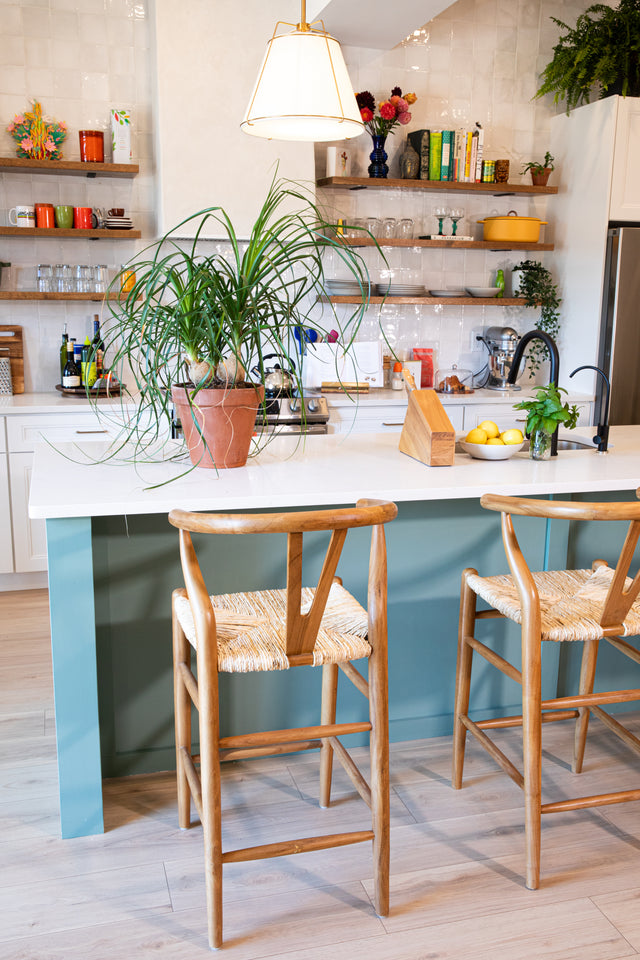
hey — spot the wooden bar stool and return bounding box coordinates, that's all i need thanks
[169,499,397,949]
[453,493,640,890]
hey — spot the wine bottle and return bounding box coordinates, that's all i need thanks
[82,336,97,388]
[73,342,84,386]
[91,315,105,377]
[59,324,68,385]
[62,341,81,389]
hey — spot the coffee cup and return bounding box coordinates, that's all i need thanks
[9,204,35,227]
[54,205,74,229]
[108,207,124,217]
[73,206,93,229]
[35,203,55,228]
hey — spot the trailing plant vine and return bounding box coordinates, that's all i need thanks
[535,0,640,113]
[514,260,562,377]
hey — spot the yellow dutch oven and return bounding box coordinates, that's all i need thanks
[477,209,547,243]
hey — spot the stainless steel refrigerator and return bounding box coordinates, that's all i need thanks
[597,226,640,425]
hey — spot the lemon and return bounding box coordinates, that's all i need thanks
[478,419,500,439]
[500,428,524,445]
[486,437,505,445]
[465,427,488,444]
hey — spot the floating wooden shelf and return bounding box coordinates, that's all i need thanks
[0,291,130,301]
[336,237,553,251]
[0,226,141,240]
[323,296,530,306]
[0,157,139,178]
[317,176,558,195]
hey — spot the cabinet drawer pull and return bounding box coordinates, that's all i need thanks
[382,422,405,426]
[75,429,108,434]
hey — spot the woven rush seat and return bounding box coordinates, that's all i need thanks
[173,582,371,671]
[466,564,640,642]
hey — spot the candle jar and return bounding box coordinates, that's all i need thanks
[79,130,104,163]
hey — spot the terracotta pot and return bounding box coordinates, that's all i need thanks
[172,383,264,469]
[531,168,551,186]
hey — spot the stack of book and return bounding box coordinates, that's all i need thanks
[408,123,485,182]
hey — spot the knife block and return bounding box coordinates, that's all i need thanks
[399,388,455,467]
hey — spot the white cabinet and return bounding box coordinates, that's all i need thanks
[550,96,640,389]
[329,398,465,434]
[465,401,593,432]
[9,451,46,572]
[6,408,123,574]
[0,418,13,574]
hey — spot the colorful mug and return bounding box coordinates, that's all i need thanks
[35,203,55,228]
[73,206,93,229]
[9,204,35,227]
[54,205,74,229]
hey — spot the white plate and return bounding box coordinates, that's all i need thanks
[459,439,524,460]
[429,289,467,297]
[466,286,501,298]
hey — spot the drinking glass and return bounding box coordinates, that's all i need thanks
[433,206,450,236]
[75,264,92,293]
[380,217,397,240]
[365,217,381,237]
[54,264,72,293]
[449,208,465,236]
[397,218,414,239]
[37,264,53,293]
[93,264,108,293]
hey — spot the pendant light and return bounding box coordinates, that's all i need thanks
[241,0,364,142]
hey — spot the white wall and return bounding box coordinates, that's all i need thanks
[0,0,602,391]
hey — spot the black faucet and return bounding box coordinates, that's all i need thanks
[507,330,560,456]
[569,364,610,453]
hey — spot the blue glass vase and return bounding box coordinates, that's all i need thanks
[368,135,388,178]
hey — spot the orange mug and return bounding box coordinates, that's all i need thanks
[35,203,55,228]
[73,206,93,229]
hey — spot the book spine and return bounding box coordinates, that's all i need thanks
[469,131,478,184]
[455,128,465,181]
[449,131,455,180]
[429,131,442,181]
[420,130,430,180]
[440,130,452,181]
[474,122,484,182]
[464,132,473,181]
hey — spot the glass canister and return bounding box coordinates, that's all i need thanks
[79,130,104,162]
[435,364,474,394]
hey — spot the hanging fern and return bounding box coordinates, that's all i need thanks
[514,260,562,377]
[535,0,640,113]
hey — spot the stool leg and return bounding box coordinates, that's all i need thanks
[521,617,542,890]
[172,593,192,829]
[368,634,390,918]
[198,655,223,949]
[319,663,338,808]
[452,570,477,789]
[573,638,599,774]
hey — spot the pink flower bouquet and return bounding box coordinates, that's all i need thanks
[355,86,417,138]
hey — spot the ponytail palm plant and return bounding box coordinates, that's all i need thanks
[100,175,374,466]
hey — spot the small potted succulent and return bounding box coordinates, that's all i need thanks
[513,382,579,460]
[521,151,555,186]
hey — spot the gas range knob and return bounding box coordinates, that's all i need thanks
[307,399,318,413]
[289,398,299,412]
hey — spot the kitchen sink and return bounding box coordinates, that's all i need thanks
[522,438,595,451]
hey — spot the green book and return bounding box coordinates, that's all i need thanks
[441,130,452,181]
[429,131,442,181]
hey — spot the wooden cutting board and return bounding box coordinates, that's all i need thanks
[0,325,24,393]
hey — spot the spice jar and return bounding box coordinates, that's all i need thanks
[391,361,404,390]
[79,130,104,163]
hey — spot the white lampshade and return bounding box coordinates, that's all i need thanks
[241,26,364,142]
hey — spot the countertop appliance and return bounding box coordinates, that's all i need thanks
[597,226,640,425]
[477,326,522,391]
[171,394,329,439]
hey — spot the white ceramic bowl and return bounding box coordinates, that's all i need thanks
[460,439,524,460]
[465,286,501,298]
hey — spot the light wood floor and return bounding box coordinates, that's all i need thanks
[2,588,640,958]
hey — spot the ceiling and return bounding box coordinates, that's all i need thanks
[306,0,455,49]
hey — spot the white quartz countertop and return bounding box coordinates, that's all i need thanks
[0,393,134,414]
[29,427,640,520]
